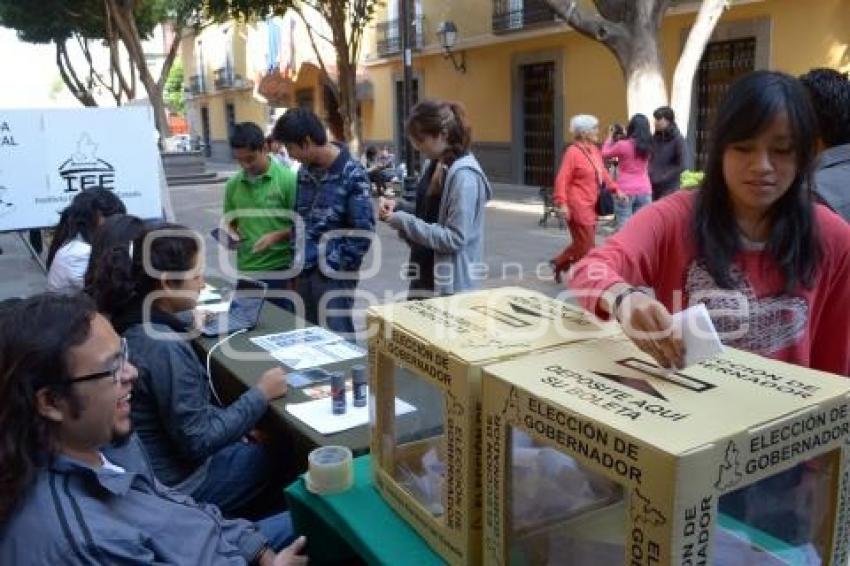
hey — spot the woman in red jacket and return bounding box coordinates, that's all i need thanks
[549,114,618,283]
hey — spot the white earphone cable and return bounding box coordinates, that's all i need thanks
[205,328,248,406]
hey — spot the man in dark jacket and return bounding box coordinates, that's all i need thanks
[800,67,850,222]
[649,106,688,201]
[0,293,306,565]
[272,108,375,336]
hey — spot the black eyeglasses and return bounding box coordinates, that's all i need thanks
[70,338,129,386]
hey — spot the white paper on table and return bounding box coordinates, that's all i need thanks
[672,304,723,367]
[251,327,366,370]
[252,327,341,350]
[286,387,415,435]
[268,344,339,369]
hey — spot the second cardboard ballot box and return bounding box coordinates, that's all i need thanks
[367,288,619,564]
[482,337,850,565]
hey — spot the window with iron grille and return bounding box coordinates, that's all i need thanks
[695,37,757,168]
[376,1,424,57]
[492,0,558,33]
[521,62,556,188]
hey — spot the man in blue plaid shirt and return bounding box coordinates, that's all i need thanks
[272,109,375,335]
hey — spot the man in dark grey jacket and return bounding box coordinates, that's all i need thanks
[0,294,306,565]
[115,305,287,516]
[801,68,850,222]
[649,106,688,201]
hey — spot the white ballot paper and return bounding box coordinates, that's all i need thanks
[286,388,416,435]
[671,303,724,367]
[251,327,366,370]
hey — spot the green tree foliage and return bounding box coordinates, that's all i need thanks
[0,0,200,136]
[164,59,186,114]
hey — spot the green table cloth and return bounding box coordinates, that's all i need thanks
[286,454,444,565]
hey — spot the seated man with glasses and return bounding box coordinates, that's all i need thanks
[0,293,306,565]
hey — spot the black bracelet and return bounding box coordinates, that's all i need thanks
[613,286,645,319]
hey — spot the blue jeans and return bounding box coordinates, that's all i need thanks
[614,193,652,231]
[256,511,297,551]
[190,442,279,518]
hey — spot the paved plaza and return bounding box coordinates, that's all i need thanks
[0,167,613,320]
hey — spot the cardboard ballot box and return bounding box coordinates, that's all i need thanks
[366,288,619,564]
[481,337,850,566]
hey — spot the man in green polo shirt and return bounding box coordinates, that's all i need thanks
[223,122,297,309]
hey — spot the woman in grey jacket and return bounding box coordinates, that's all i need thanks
[87,221,289,519]
[378,100,492,296]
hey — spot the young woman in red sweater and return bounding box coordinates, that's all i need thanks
[570,70,850,377]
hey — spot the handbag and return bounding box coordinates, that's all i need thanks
[575,143,614,217]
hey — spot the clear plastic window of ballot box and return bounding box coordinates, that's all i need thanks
[507,429,837,566]
[390,366,448,520]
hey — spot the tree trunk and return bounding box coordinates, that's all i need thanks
[623,28,669,122]
[545,0,669,123]
[328,3,360,154]
[157,26,183,93]
[295,2,366,154]
[106,0,170,139]
[337,59,360,155]
[671,0,727,137]
[108,36,135,100]
[141,78,170,139]
[56,41,98,107]
[104,1,134,101]
[624,63,668,123]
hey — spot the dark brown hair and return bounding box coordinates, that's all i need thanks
[87,222,200,319]
[406,99,472,166]
[694,70,821,292]
[46,188,126,268]
[0,293,95,522]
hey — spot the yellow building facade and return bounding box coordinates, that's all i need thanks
[361,0,850,185]
[181,16,339,161]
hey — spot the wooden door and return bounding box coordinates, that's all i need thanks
[521,62,555,187]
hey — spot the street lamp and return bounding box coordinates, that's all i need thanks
[436,21,467,73]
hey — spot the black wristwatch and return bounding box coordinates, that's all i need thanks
[613,286,645,320]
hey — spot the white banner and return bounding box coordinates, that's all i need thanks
[0,106,163,231]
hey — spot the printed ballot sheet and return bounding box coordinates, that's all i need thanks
[286,387,416,435]
[250,327,366,370]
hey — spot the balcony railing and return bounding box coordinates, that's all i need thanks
[188,74,205,95]
[376,15,424,58]
[214,66,236,90]
[492,0,559,33]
